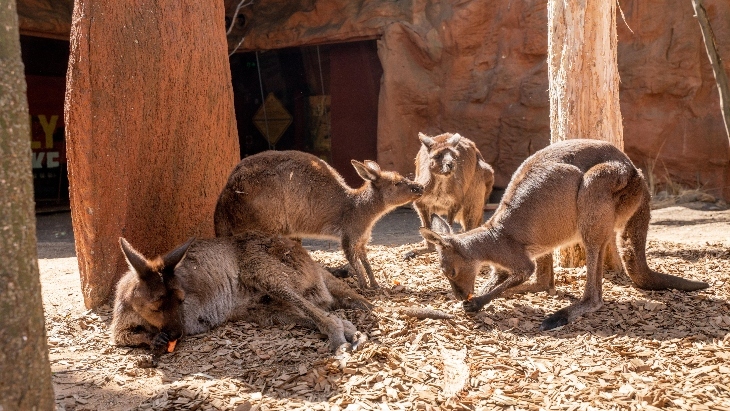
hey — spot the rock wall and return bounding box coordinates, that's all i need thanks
[233,0,730,198]
[19,0,730,198]
[618,0,730,198]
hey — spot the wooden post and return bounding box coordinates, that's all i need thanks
[65,1,240,308]
[547,0,624,270]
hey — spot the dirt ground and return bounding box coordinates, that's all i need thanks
[37,202,730,411]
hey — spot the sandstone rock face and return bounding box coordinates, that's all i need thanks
[21,0,730,197]
[233,0,730,198]
[618,0,730,199]
[65,1,240,308]
[17,0,72,39]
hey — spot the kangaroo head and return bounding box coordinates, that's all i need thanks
[419,215,479,301]
[419,132,462,177]
[119,237,194,341]
[351,159,424,205]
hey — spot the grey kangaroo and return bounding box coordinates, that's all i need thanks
[214,150,424,289]
[111,232,371,354]
[420,139,709,330]
[405,132,494,260]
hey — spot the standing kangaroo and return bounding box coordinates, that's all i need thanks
[404,132,494,259]
[420,139,709,331]
[111,232,371,354]
[214,150,424,289]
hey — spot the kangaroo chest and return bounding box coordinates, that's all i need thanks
[421,178,462,212]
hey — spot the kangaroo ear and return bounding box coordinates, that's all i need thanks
[419,133,435,149]
[352,160,379,181]
[119,237,150,277]
[420,227,450,248]
[446,133,462,147]
[363,160,381,174]
[430,214,453,235]
[163,237,195,270]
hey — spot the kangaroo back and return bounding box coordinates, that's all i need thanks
[214,150,423,289]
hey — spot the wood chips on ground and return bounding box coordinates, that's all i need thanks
[46,240,730,411]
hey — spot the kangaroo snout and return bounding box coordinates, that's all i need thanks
[448,280,472,302]
[410,182,425,195]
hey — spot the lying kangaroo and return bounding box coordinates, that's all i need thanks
[111,232,371,354]
[405,132,494,259]
[420,139,709,330]
[214,150,424,289]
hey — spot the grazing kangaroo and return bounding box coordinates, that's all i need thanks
[214,150,424,289]
[404,132,495,260]
[420,139,709,331]
[111,232,372,354]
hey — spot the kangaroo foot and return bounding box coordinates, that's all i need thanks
[539,298,603,331]
[327,330,349,353]
[341,319,368,351]
[539,313,569,331]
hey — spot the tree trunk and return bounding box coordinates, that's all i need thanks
[0,1,55,408]
[691,0,730,143]
[65,0,240,308]
[547,0,624,270]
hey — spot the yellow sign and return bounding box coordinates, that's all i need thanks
[253,93,292,146]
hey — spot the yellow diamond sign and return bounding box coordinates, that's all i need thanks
[253,93,292,146]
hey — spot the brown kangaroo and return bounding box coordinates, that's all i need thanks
[419,139,709,331]
[214,150,424,289]
[404,132,495,260]
[111,232,371,354]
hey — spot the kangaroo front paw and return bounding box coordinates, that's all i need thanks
[539,313,569,331]
[150,332,170,353]
[462,299,483,312]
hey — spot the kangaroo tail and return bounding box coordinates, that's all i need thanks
[618,186,709,291]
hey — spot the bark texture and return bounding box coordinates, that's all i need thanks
[548,0,623,149]
[0,0,54,408]
[547,0,623,268]
[65,0,240,308]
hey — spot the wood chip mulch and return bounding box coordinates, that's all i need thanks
[48,240,730,411]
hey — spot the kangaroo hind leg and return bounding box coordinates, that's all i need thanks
[255,265,351,352]
[541,163,624,330]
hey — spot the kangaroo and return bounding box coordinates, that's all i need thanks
[404,132,495,260]
[111,232,372,355]
[214,150,424,289]
[419,139,709,331]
